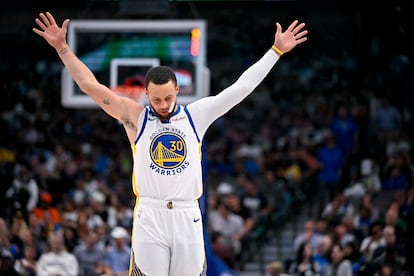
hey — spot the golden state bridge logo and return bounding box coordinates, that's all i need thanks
[150,132,187,169]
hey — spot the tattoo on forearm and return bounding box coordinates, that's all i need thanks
[103,99,110,105]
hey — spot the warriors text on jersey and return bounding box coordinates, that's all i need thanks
[132,105,203,201]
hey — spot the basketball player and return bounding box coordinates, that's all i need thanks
[33,12,307,276]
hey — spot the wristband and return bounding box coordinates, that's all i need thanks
[271,45,284,56]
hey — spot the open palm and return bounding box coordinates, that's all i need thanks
[33,12,70,49]
[274,20,308,54]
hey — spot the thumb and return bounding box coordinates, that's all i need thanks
[274,22,282,45]
[62,19,70,30]
[275,22,282,35]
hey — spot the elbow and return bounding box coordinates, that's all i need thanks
[77,79,97,95]
[236,79,254,92]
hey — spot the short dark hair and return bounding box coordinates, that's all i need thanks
[144,66,177,89]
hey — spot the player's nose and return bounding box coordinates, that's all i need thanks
[160,100,169,109]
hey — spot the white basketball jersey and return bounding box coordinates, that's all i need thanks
[131,105,203,201]
[130,48,280,202]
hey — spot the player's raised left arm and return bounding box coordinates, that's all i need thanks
[188,19,308,132]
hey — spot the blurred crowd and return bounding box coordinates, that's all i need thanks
[1,3,413,276]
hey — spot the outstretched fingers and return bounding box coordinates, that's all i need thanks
[46,12,57,26]
[295,30,308,40]
[295,35,307,45]
[289,21,307,45]
[39,13,51,26]
[292,22,306,35]
[34,17,47,31]
[286,20,299,33]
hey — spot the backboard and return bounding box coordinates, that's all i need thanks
[61,19,209,108]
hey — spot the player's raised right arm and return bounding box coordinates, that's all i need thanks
[33,12,144,131]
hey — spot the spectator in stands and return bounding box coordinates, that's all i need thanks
[343,240,362,274]
[381,206,406,240]
[353,193,380,237]
[73,229,106,276]
[61,225,79,254]
[296,144,320,197]
[314,217,329,237]
[0,216,24,262]
[238,174,271,229]
[293,220,322,254]
[82,203,105,234]
[26,212,48,254]
[5,163,39,223]
[89,191,109,226]
[322,191,355,227]
[32,192,61,234]
[222,191,256,264]
[317,132,344,210]
[224,193,255,240]
[376,262,394,276]
[384,131,411,159]
[330,103,359,187]
[382,152,412,191]
[262,169,292,209]
[313,235,333,273]
[330,104,359,155]
[266,260,289,276]
[344,157,382,200]
[210,231,237,270]
[371,225,406,275]
[372,96,401,150]
[97,226,131,276]
[14,244,37,276]
[106,193,134,230]
[73,209,92,242]
[323,243,353,276]
[331,222,356,249]
[235,136,263,177]
[359,221,384,263]
[288,241,322,275]
[37,232,79,276]
[209,197,245,265]
[60,198,78,229]
[9,210,29,258]
[0,248,19,276]
[341,215,364,247]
